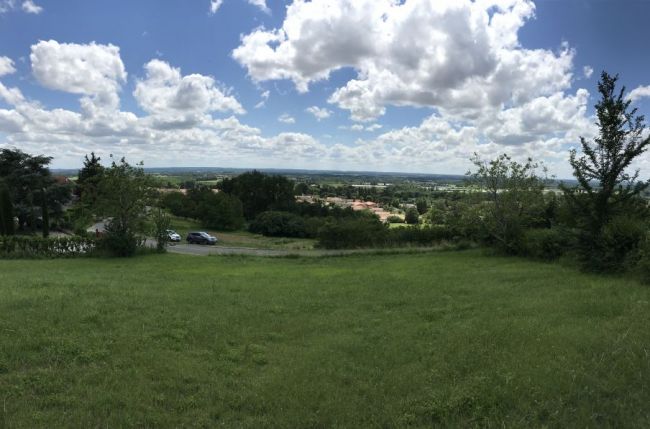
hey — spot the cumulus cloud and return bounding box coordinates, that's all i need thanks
[305,106,332,121]
[247,0,270,13]
[30,40,127,113]
[583,65,594,79]
[0,56,16,76]
[209,0,223,14]
[233,0,575,123]
[628,85,650,103]
[21,0,42,13]
[133,59,244,128]
[278,113,295,124]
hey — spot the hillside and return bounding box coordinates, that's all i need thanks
[1,251,649,427]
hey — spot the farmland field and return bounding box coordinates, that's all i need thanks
[1,251,650,427]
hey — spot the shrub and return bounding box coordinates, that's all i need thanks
[386,215,404,223]
[249,211,308,238]
[386,225,454,247]
[522,228,569,261]
[0,235,96,258]
[405,207,420,224]
[316,216,388,249]
[100,223,140,257]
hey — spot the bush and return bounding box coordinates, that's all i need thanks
[405,207,420,225]
[316,216,388,249]
[100,223,140,257]
[522,228,569,261]
[386,225,454,247]
[249,211,308,238]
[386,215,404,223]
[0,235,96,258]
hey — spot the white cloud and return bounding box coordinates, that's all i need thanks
[583,65,593,79]
[30,40,127,113]
[133,59,244,127]
[305,106,331,121]
[233,0,575,123]
[628,85,650,103]
[278,113,295,124]
[209,0,223,14]
[21,0,42,14]
[254,90,270,108]
[247,0,270,14]
[0,56,16,76]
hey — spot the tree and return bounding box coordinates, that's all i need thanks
[197,191,244,231]
[219,170,295,219]
[405,207,420,224]
[416,199,428,215]
[150,208,171,253]
[0,181,14,236]
[468,153,546,253]
[562,72,650,271]
[0,148,70,232]
[76,152,104,204]
[95,157,154,256]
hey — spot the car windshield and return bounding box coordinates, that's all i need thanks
[199,232,211,238]
[167,230,176,234]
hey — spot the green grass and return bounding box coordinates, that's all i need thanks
[1,251,650,427]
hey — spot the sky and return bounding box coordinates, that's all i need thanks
[1,0,650,177]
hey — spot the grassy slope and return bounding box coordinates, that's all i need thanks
[1,251,649,427]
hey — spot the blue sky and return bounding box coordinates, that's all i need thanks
[0,0,649,176]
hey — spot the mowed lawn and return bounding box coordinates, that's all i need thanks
[1,251,650,427]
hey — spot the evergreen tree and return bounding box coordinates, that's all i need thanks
[562,72,650,271]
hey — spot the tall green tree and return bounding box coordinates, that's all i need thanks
[562,71,650,271]
[0,148,70,232]
[76,152,104,204]
[95,157,154,256]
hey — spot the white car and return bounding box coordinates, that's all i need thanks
[166,229,181,242]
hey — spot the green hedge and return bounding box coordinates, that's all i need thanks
[0,235,97,258]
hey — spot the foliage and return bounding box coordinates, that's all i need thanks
[76,152,104,206]
[219,170,296,219]
[0,148,71,232]
[468,153,547,254]
[0,180,14,236]
[0,235,96,258]
[416,198,428,215]
[95,157,154,257]
[196,191,244,231]
[150,208,171,252]
[405,207,420,224]
[562,72,650,272]
[316,214,388,249]
[387,215,404,223]
[249,211,309,238]
[522,228,570,261]
[385,225,454,246]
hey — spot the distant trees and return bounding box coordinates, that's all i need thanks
[161,188,244,231]
[405,207,420,224]
[562,72,650,271]
[219,170,295,219]
[76,152,104,205]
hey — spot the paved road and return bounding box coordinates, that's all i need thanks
[162,242,439,257]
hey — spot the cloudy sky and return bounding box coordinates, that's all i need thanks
[1,0,649,176]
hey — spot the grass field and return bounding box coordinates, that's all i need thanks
[1,251,650,427]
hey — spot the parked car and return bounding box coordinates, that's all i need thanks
[166,229,181,242]
[186,231,218,245]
